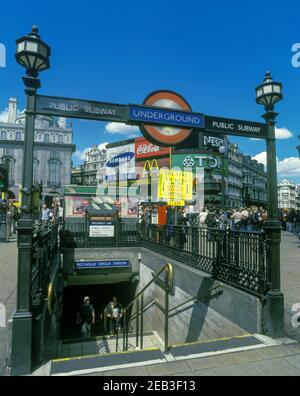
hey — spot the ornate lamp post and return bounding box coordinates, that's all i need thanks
[256,71,284,337]
[11,26,50,375]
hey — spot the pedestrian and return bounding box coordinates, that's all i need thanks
[241,207,249,231]
[287,209,295,233]
[105,297,124,337]
[199,208,208,228]
[249,207,260,232]
[77,296,95,338]
[231,208,242,231]
[41,204,50,227]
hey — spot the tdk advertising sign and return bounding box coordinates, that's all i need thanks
[129,105,204,129]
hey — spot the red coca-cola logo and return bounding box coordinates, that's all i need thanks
[137,143,160,155]
[135,137,170,158]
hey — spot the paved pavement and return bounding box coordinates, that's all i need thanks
[0,231,299,376]
[0,235,17,376]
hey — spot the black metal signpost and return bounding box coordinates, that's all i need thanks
[11,26,284,376]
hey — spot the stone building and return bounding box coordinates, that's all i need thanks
[0,97,76,200]
[278,179,297,210]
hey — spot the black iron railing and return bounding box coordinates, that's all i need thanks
[142,225,268,296]
[61,222,268,296]
[31,222,59,304]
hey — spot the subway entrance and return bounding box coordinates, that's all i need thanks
[61,282,137,340]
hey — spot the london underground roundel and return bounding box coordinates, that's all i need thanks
[139,90,194,147]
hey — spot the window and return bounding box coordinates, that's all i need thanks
[48,160,60,186]
[4,148,13,155]
[50,151,59,159]
[0,131,6,140]
[58,135,64,143]
[16,132,21,140]
[44,134,49,143]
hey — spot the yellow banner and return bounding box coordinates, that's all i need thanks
[158,169,193,205]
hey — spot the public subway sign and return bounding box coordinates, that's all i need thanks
[74,260,130,270]
[204,116,268,139]
[35,95,129,122]
[35,93,270,144]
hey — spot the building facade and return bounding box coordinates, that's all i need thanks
[0,97,76,200]
[70,135,267,210]
[71,145,107,186]
[278,179,297,210]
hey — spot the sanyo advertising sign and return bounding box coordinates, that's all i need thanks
[0,43,6,68]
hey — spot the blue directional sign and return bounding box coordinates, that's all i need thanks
[129,105,204,129]
[74,260,130,269]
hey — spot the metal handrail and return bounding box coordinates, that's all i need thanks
[122,262,173,353]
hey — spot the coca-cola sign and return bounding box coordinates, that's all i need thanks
[135,137,170,159]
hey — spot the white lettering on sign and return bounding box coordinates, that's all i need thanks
[48,102,117,115]
[237,124,261,133]
[212,121,234,130]
[204,136,224,147]
[137,143,160,155]
[211,121,262,134]
[133,109,201,125]
[194,155,221,169]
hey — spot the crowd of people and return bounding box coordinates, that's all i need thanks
[279,209,300,233]
[0,197,64,241]
[41,199,64,228]
[140,204,300,237]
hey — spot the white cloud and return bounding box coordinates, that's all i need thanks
[252,151,300,178]
[98,142,109,151]
[105,122,139,135]
[277,157,300,177]
[252,152,267,167]
[73,147,91,161]
[251,127,293,141]
[0,110,8,123]
[275,127,293,140]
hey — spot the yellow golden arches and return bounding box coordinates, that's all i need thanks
[142,159,159,177]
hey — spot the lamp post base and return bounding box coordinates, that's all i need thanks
[263,290,285,338]
[10,311,32,376]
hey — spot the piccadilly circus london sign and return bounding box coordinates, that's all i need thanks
[35,90,269,146]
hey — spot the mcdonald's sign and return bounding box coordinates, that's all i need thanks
[142,159,159,177]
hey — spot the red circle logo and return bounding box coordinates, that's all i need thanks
[140,90,193,147]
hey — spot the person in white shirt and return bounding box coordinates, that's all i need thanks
[199,208,208,227]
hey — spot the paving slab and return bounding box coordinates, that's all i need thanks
[249,357,300,376]
[213,363,262,376]
[185,355,228,371]
[283,355,300,371]
[146,360,191,376]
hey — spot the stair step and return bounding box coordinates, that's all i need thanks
[51,347,164,375]
[170,334,262,358]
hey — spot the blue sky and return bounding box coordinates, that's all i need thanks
[0,0,300,181]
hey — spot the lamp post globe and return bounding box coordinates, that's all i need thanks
[255,71,283,112]
[218,145,226,155]
[15,25,50,78]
